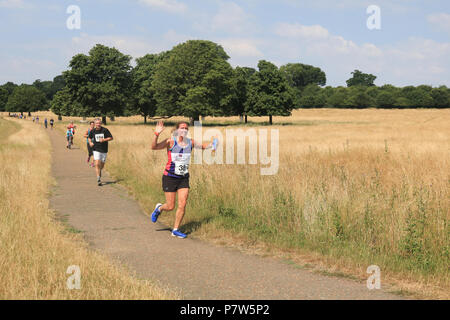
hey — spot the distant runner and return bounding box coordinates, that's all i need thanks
[67,121,76,145]
[44,118,48,129]
[150,121,218,239]
[84,121,95,167]
[88,118,113,186]
[66,127,73,149]
[49,118,54,130]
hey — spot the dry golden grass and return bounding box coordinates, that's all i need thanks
[33,108,450,299]
[0,117,178,299]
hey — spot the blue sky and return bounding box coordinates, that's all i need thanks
[1,0,449,86]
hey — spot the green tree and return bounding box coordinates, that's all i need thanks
[346,86,374,108]
[399,86,416,107]
[245,60,295,125]
[280,63,326,107]
[50,87,71,120]
[33,79,53,103]
[130,53,168,124]
[346,70,376,87]
[395,97,411,108]
[50,87,85,119]
[231,66,256,123]
[376,91,397,108]
[0,82,18,113]
[298,84,326,108]
[431,86,449,108]
[327,87,349,108]
[63,44,133,124]
[48,75,66,100]
[401,86,434,108]
[0,87,8,111]
[6,85,47,114]
[2,81,18,95]
[152,40,235,123]
[375,85,398,108]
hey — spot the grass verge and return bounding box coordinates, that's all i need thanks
[0,117,178,299]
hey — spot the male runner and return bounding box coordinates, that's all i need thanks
[88,118,113,186]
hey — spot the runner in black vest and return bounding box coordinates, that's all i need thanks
[88,119,113,186]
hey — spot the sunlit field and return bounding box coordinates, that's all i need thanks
[0,117,178,299]
[16,108,449,299]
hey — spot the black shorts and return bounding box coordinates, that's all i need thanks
[87,143,93,156]
[162,175,189,192]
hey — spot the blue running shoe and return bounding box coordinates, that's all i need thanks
[151,203,162,223]
[171,229,187,239]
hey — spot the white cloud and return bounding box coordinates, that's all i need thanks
[0,0,29,8]
[137,0,187,14]
[212,2,256,34]
[280,0,419,13]
[0,56,58,84]
[69,33,164,60]
[427,13,450,34]
[68,31,197,61]
[268,22,449,86]
[275,22,329,39]
[383,37,450,82]
[218,38,263,58]
[163,29,193,44]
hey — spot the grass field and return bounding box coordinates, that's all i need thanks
[0,117,178,299]
[12,108,450,299]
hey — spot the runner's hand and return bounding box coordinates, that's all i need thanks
[155,121,165,135]
[90,142,94,147]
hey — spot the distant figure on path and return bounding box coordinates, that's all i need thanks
[67,121,76,145]
[83,121,95,167]
[66,127,73,149]
[44,118,48,129]
[88,118,113,186]
[50,118,54,130]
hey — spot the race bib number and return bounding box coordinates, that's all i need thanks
[173,153,190,176]
[95,134,104,142]
[175,163,189,176]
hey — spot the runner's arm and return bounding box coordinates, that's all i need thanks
[101,136,113,142]
[100,130,113,142]
[192,137,217,150]
[152,135,170,150]
[88,131,94,146]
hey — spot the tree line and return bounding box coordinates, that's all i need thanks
[1,40,449,125]
[299,70,450,109]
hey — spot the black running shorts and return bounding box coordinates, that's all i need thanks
[162,175,189,192]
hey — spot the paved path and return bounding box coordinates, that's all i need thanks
[48,128,402,300]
